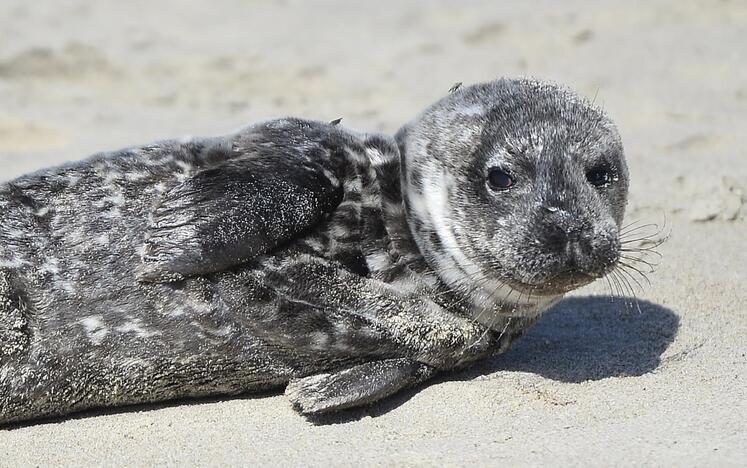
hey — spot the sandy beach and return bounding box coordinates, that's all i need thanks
[0,0,745,465]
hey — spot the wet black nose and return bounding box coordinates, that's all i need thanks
[566,237,598,272]
[545,224,582,251]
[543,222,619,277]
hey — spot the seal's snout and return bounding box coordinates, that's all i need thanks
[529,208,621,293]
[565,230,621,277]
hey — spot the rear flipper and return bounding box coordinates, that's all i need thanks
[285,358,436,415]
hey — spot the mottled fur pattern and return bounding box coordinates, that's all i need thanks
[0,79,627,424]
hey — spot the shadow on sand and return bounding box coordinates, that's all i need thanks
[459,295,680,383]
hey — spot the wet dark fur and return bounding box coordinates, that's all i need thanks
[0,79,627,424]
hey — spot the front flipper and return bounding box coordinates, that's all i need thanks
[137,156,342,282]
[285,358,436,415]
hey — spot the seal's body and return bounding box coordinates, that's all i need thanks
[0,79,628,423]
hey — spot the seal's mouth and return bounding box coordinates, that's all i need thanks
[503,268,608,297]
[503,244,622,296]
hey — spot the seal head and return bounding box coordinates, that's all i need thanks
[396,79,628,325]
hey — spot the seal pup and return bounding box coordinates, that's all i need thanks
[0,78,628,424]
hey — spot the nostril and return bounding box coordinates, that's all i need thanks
[546,224,584,249]
[565,228,583,243]
[567,238,593,260]
[568,235,619,276]
[546,224,567,250]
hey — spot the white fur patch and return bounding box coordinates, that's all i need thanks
[329,224,351,239]
[39,258,60,275]
[33,206,50,217]
[309,331,330,350]
[115,318,160,338]
[169,307,186,317]
[125,171,149,182]
[365,147,393,167]
[0,257,30,268]
[152,182,167,194]
[3,228,25,239]
[101,192,126,207]
[174,160,194,181]
[80,315,109,345]
[365,251,391,272]
[95,233,110,246]
[321,168,340,187]
[456,103,486,117]
[101,207,122,219]
[343,177,362,193]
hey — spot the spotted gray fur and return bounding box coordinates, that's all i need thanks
[0,78,628,424]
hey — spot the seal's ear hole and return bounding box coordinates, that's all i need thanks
[586,166,613,187]
[487,167,514,191]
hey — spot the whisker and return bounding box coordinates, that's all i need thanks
[466,285,518,351]
[619,255,658,271]
[495,317,514,348]
[465,275,502,326]
[612,269,642,314]
[608,270,631,312]
[621,247,664,258]
[608,269,628,306]
[616,263,647,291]
[619,222,660,237]
[617,261,652,287]
[620,219,643,230]
[603,274,618,302]
[620,232,665,244]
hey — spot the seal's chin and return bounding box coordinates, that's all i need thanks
[470,288,561,327]
[505,269,608,297]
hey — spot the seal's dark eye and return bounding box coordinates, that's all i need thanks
[586,167,612,187]
[487,167,513,191]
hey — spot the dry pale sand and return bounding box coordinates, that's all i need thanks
[0,0,745,466]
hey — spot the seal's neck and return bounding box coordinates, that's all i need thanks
[358,134,433,280]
